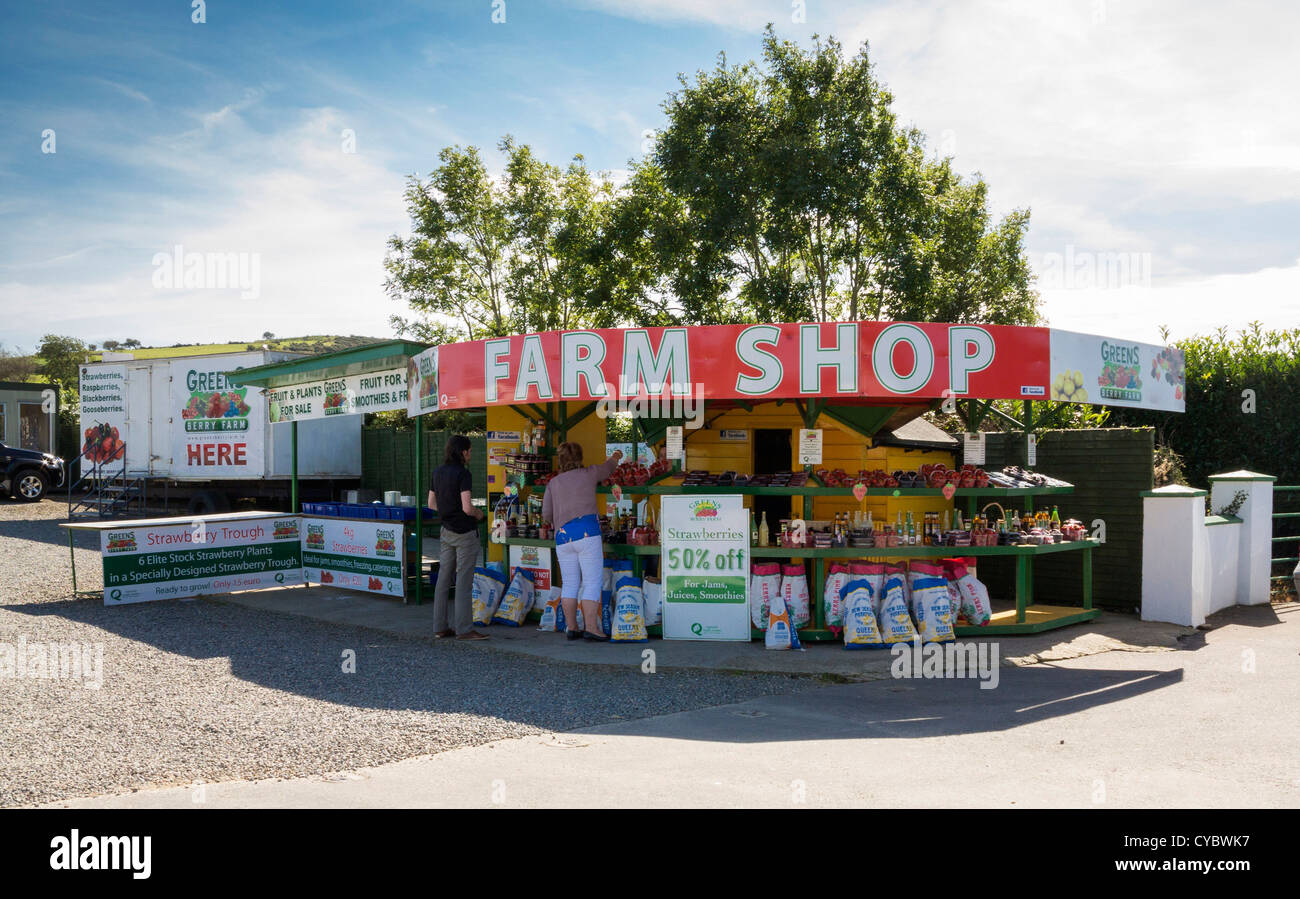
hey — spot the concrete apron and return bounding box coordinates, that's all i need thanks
[214,584,1195,680]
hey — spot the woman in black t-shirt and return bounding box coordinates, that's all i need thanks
[428,435,487,640]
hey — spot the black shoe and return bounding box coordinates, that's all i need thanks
[565,629,583,640]
[583,631,609,642]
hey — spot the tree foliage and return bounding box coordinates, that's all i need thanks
[1108,323,1300,487]
[626,28,1039,325]
[388,29,1039,339]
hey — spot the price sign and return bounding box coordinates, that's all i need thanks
[660,495,749,641]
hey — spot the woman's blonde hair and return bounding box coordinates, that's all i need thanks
[557,441,584,472]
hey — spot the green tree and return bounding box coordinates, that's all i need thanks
[36,335,88,399]
[631,27,1039,325]
[386,138,645,342]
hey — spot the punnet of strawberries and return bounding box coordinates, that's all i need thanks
[600,458,672,487]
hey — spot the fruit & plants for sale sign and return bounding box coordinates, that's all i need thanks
[267,369,409,423]
[660,495,750,641]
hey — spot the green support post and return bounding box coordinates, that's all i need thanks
[414,414,424,606]
[290,420,299,514]
[1015,554,1029,624]
[1082,544,1093,609]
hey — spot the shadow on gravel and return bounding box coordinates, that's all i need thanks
[6,590,1182,741]
[4,594,819,727]
[594,664,1183,743]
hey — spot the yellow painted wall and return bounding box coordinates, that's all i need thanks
[486,399,959,561]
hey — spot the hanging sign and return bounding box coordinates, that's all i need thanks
[267,369,409,423]
[406,346,440,416]
[660,495,750,641]
[963,432,985,466]
[434,321,1184,413]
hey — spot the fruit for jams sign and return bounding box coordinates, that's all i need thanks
[433,322,1185,413]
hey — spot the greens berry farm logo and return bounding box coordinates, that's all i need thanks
[519,545,540,566]
[1097,341,1143,401]
[322,380,349,415]
[104,531,137,553]
[305,524,325,550]
[375,528,397,558]
[689,499,720,519]
[180,367,251,432]
[272,519,299,540]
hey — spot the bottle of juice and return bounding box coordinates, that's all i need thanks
[751,513,759,546]
[865,511,874,536]
[759,511,770,547]
[1050,505,1061,530]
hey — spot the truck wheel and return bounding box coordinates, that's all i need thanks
[187,490,231,515]
[12,470,47,502]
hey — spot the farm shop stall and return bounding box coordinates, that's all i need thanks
[440,320,1183,640]
[74,350,363,514]
[225,341,438,603]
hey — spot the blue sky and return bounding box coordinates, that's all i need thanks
[2,0,1297,352]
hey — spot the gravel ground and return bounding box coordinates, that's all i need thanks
[0,499,817,807]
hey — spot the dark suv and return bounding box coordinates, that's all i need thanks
[1,442,66,501]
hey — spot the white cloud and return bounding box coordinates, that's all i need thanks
[0,104,410,347]
[1040,257,1300,343]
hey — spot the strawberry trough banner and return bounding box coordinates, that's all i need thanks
[433,322,1185,413]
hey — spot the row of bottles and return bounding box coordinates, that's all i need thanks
[746,504,1065,547]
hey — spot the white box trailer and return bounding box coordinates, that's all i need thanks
[78,351,360,508]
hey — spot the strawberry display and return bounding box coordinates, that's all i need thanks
[601,458,672,487]
[81,422,124,463]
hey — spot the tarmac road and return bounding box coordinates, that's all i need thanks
[49,601,1300,809]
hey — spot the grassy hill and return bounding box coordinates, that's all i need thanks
[87,335,388,362]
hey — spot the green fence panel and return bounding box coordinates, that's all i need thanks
[978,427,1154,613]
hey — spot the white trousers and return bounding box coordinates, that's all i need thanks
[555,534,603,605]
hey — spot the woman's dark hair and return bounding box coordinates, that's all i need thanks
[444,434,472,466]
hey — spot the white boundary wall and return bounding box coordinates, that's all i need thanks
[1140,471,1275,626]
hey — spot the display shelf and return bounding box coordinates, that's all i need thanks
[751,539,1098,558]
[503,537,1098,558]
[526,481,1074,498]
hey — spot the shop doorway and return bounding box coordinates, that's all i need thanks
[752,428,791,532]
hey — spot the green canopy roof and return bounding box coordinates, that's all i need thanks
[224,340,431,389]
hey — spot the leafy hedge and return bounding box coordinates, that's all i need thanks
[1107,324,1300,487]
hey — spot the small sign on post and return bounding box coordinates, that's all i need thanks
[797,428,823,465]
[665,426,684,460]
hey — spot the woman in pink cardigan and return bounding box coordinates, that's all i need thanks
[541,442,622,641]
